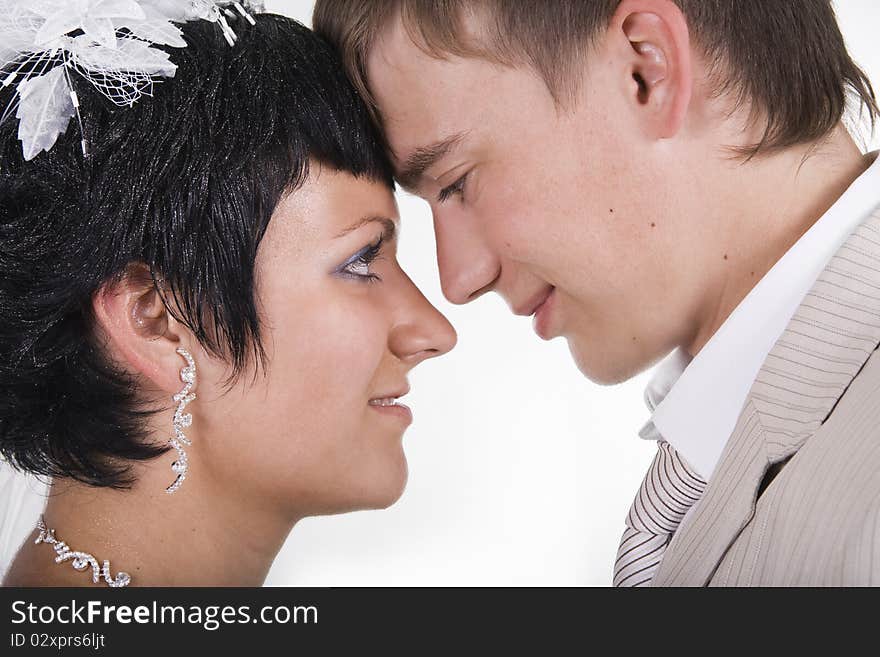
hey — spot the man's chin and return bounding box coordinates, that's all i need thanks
[566,336,642,386]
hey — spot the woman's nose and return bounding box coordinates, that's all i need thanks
[389,274,457,366]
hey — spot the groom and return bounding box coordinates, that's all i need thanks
[314,0,880,585]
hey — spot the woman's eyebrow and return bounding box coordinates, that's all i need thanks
[335,215,398,241]
[396,131,467,193]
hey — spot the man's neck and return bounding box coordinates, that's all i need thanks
[683,125,874,358]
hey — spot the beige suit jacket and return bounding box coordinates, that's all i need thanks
[653,206,880,586]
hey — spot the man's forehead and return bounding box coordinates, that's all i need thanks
[364,13,500,187]
[366,11,436,107]
[367,38,455,177]
[367,33,479,160]
[366,29,432,154]
[367,10,417,70]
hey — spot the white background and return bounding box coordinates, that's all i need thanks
[257,0,880,585]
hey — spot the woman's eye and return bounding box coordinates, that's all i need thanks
[339,239,383,282]
[437,172,469,204]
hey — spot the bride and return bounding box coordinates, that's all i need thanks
[0,3,455,586]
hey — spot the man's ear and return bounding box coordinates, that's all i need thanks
[91,262,192,395]
[610,0,693,139]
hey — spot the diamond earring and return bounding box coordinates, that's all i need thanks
[166,347,196,494]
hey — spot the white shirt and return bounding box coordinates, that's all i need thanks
[639,152,880,480]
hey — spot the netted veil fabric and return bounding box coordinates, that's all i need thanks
[0,461,50,579]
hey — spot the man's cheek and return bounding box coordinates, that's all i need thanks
[486,207,539,261]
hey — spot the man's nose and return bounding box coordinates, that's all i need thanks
[433,210,500,305]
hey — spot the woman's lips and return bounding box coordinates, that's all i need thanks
[368,397,413,425]
[532,287,558,340]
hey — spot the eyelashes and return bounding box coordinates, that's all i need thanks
[437,172,469,204]
[338,237,384,282]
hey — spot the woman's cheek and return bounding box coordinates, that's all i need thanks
[301,293,388,390]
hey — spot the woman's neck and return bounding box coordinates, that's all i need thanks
[6,459,298,587]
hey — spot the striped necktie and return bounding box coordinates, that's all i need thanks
[613,440,707,586]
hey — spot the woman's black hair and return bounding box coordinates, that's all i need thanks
[0,13,394,488]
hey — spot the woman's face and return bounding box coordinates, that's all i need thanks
[195,166,456,517]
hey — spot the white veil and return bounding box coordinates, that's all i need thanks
[0,460,50,581]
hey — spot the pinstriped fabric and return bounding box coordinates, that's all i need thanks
[653,208,880,586]
[613,441,706,586]
[709,347,880,585]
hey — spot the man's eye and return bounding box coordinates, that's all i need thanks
[437,172,469,204]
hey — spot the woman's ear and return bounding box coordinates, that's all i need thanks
[92,263,192,395]
[611,0,693,139]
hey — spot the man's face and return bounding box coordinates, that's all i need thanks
[367,17,703,384]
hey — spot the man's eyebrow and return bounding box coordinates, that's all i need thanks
[335,215,398,241]
[396,132,467,192]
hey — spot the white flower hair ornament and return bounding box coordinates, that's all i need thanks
[0,0,262,161]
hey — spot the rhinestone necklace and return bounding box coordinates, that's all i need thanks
[34,515,131,587]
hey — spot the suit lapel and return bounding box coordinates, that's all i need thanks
[653,207,880,586]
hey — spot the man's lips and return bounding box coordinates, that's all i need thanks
[514,287,555,317]
[532,287,558,340]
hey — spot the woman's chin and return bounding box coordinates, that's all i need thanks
[301,455,410,516]
[361,456,409,511]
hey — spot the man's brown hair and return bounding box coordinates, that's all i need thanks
[313,0,877,155]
